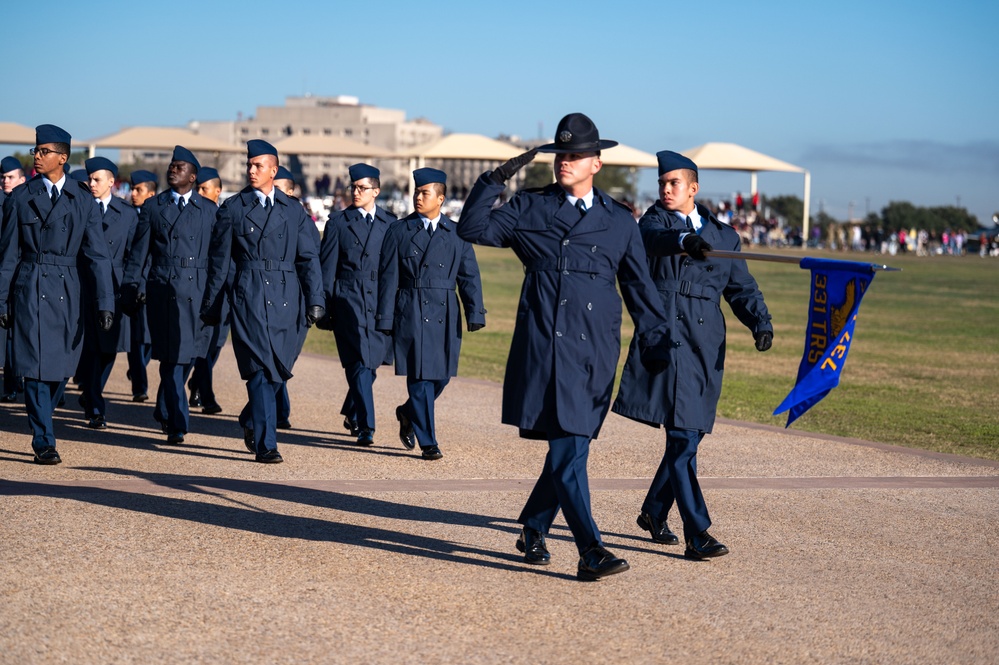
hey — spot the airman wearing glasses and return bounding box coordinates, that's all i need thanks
[317,163,396,446]
[0,125,115,464]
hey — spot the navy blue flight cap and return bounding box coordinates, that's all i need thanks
[413,167,446,187]
[247,139,278,159]
[130,170,158,187]
[171,145,200,171]
[656,150,698,176]
[196,167,220,184]
[85,156,118,178]
[35,124,71,145]
[1,156,22,174]
[275,166,294,181]
[69,169,89,182]
[348,163,379,182]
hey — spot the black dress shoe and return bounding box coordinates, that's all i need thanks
[188,390,202,408]
[396,405,416,450]
[515,527,551,565]
[637,512,679,545]
[155,420,168,434]
[132,393,148,403]
[242,427,256,453]
[166,432,185,444]
[684,531,730,560]
[256,449,284,464]
[420,445,443,460]
[201,403,223,415]
[343,417,359,437]
[1,392,19,403]
[577,545,630,581]
[357,429,374,446]
[33,447,62,465]
[87,414,108,430]
[276,420,292,430]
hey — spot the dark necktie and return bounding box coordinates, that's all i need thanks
[264,198,271,211]
[178,197,186,212]
[575,200,587,216]
[427,223,434,237]
[366,213,373,224]
[101,201,107,217]
[50,186,59,206]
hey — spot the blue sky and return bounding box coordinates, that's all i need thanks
[3,0,996,225]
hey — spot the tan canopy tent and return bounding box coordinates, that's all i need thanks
[80,126,242,155]
[0,122,36,145]
[403,133,522,163]
[682,142,811,239]
[272,134,391,157]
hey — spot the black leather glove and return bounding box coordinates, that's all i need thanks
[98,310,114,332]
[754,330,773,352]
[467,322,485,332]
[306,305,325,327]
[118,284,140,317]
[200,311,221,327]
[489,148,538,185]
[136,291,146,305]
[315,313,335,331]
[0,313,9,329]
[682,234,713,260]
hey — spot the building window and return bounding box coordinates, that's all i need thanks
[344,128,353,137]
[323,128,332,136]
[322,162,331,169]
[261,128,270,135]
[302,128,311,135]
[240,128,249,135]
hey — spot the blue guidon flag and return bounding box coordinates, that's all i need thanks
[774,257,877,427]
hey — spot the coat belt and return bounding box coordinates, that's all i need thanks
[336,269,377,281]
[237,259,295,272]
[655,279,719,302]
[21,252,77,266]
[153,257,209,269]
[523,257,613,277]
[399,278,455,289]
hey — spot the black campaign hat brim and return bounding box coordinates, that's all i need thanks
[536,139,619,154]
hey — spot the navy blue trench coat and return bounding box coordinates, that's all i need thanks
[122,190,216,364]
[376,214,485,381]
[201,188,323,382]
[0,177,114,381]
[458,175,671,440]
[319,205,395,369]
[612,202,772,433]
[81,196,138,354]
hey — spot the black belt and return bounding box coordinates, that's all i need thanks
[22,252,77,266]
[337,269,377,281]
[237,260,295,272]
[523,257,613,278]
[152,257,208,269]
[399,278,455,289]
[655,279,719,302]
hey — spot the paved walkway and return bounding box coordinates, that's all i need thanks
[1,347,997,664]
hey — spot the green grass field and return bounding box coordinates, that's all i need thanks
[305,247,999,461]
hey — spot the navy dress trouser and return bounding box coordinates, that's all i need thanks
[339,363,377,431]
[642,428,711,539]
[239,369,283,453]
[154,362,193,436]
[24,378,68,452]
[402,376,449,450]
[518,435,602,555]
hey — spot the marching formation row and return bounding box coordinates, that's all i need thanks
[0,113,773,581]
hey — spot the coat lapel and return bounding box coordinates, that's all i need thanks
[161,191,180,232]
[28,179,54,222]
[345,208,370,246]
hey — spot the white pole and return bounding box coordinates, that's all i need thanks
[802,171,811,250]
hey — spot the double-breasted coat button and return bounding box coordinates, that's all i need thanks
[677,314,684,320]
[555,331,563,337]
[698,318,704,324]
[562,239,569,246]
[560,299,567,306]
[591,246,597,252]
[580,333,586,340]
[586,303,592,310]
[706,265,714,272]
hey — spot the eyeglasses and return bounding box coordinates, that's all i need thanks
[350,185,375,193]
[30,147,67,158]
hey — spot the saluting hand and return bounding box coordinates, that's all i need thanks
[489,148,539,185]
[98,311,114,332]
[754,330,773,352]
